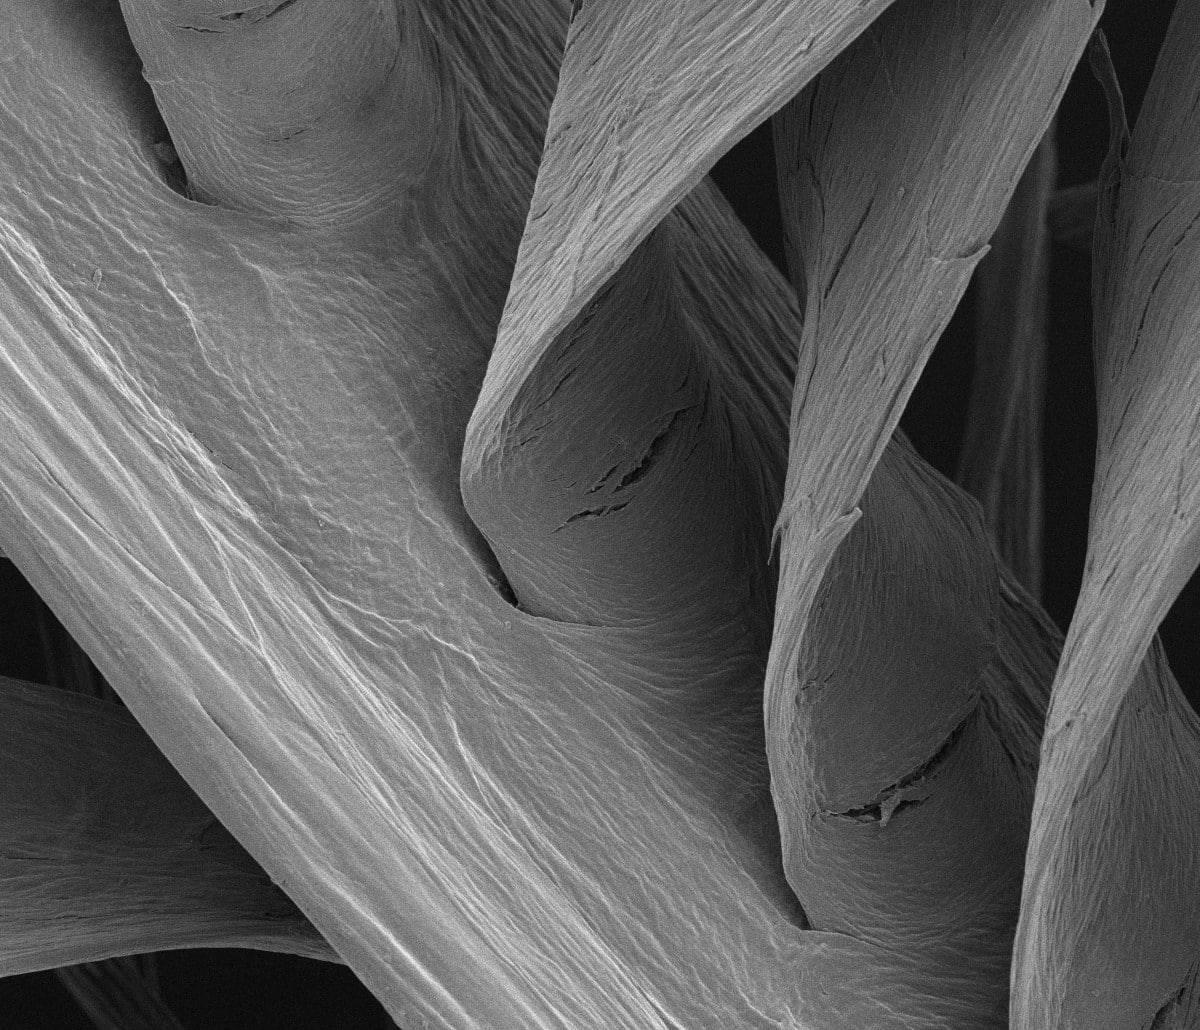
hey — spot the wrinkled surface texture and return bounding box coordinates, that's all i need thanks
[0,0,1179,1027]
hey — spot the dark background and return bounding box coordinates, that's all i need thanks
[0,3,1183,1027]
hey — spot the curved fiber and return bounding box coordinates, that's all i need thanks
[0,676,334,973]
[467,0,901,480]
[766,0,1098,1020]
[958,134,1056,599]
[0,0,1113,1027]
[117,0,445,227]
[1014,19,1200,1028]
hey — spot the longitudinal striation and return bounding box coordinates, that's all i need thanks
[1013,25,1200,1029]
[766,0,1100,1023]
[0,676,334,973]
[0,0,1119,1027]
